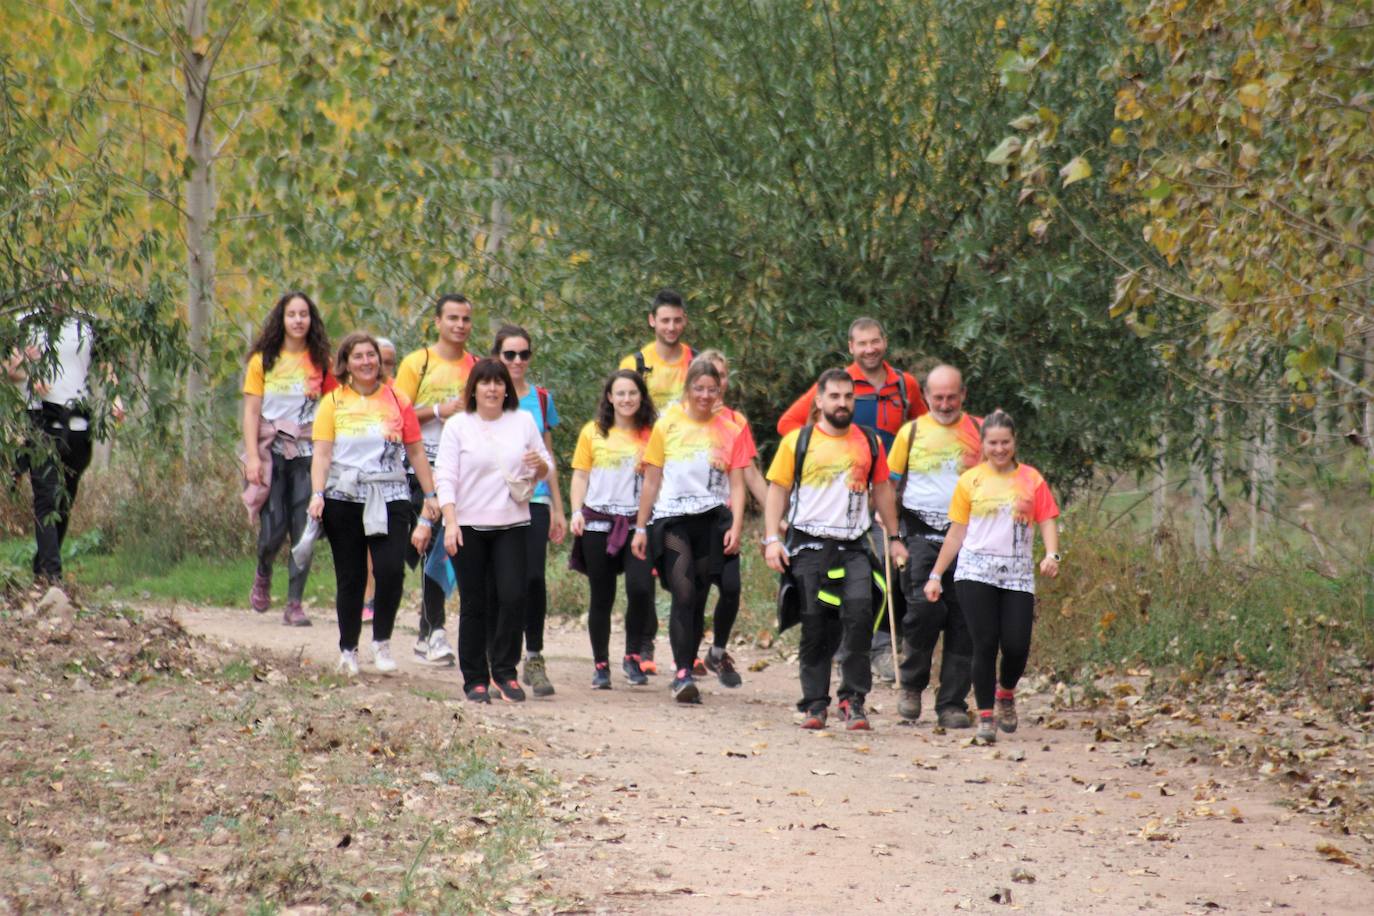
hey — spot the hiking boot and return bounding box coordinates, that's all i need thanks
[995,690,1018,733]
[465,684,491,704]
[800,706,827,730]
[692,657,708,677]
[522,654,556,697]
[898,689,922,721]
[337,649,359,677]
[496,679,526,702]
[250,573,271,613]
[871,650,895,684]
[937,707,973,729]
[704,649,742,688]
[591,662,612,690]
[371,640,397,674]
[361,600,374,623]
[423,629,456,666]
[838,699,871,731]
[974,714,997,745]
[622,654,649,686]
[670,670,700,704]
[282,600,311,627]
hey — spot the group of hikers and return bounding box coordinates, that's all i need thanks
[9,288,1060,746]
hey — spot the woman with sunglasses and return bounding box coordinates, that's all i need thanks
[493,324,566,697]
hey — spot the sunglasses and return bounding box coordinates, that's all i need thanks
[501,349,532,361]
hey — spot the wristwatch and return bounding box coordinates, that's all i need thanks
[1048,552,1062,562]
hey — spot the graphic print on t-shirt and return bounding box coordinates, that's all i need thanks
[619,344,692,411]
[643,405,749,520]
[948,462,1058,594]
[766,426,889,541]
[314,386,419,504]
[888,413,982,532]
[572,422,651,518]
[394,347,477,455]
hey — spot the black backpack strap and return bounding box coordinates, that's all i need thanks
[859,425,879,485]
[634,350,647,375]
[894,370,908,418]
[784,424,814,532]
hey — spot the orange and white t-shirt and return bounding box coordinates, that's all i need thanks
[642,404,751,520]
[619,343,693,411]
[887,413,982,534]
[767,425,888,541]
[571,422,652,519]
[243,350,334,455]
[393,346,477,457]
[948,462,1059,594]
[313,385,421,504]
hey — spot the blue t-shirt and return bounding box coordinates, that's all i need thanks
[518,386,559,503]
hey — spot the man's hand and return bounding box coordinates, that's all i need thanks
[890,539,909,570]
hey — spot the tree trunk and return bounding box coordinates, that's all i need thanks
[1152,429,1168,559]
[183,0,215,455]
[1210,409,1225,553]
[1248,403,1276,559]
[1363,319,1374,465]
[1190,401,1213,558]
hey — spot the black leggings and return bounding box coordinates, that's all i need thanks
[322,499,410,651]
[956,580,1036,710]
[523,503,551,653]
[581,529,655,664]
[454,525,527,692]
[26,415,91,581]
[708,554,741,650]
[659,513,720,673]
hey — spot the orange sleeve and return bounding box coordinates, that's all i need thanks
[777,383,817,436]
[947,473,972,525]
[394,390,422,444]
[1032,474,1060,522]
[313,392,337,442]
[642,421,666,468]
[905,373,928,418]
[870,438,891,483]
[242,353,265,396]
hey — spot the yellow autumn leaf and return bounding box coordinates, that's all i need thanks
[1109,127,1127,146]
[1237,82,1265,111]
[1060,156,1092,187]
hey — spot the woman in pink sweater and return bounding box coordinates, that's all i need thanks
[434,358,551,703]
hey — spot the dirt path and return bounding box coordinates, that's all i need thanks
[177,604,1368,914]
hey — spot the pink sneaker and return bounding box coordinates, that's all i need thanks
[250,573,271,613]
[282,600,311,627]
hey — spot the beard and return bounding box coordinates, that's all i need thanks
[823,407,853,429]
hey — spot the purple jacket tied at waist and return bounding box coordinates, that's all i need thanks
[568,507,633,575]
[239,418,306,522]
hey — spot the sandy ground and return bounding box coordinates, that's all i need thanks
[177,603,1370,914]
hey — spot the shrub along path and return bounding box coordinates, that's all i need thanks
[170,601,1373,914]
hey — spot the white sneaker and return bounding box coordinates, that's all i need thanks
[413,635,429,661]
[426,628,456,665]
[337,649,360,676]
[372,640,397,674]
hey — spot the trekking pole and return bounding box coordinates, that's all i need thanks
[878,518,902,679]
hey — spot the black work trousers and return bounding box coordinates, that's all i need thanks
[792,546,874,711]
[956,579,1036,711]
[406,476,448,639]
[322,499,410,651]
[899,530,972,712]
[26,411,92,582]
[454,525,527,692]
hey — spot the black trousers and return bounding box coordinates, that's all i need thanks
[792,547,873,711]
[956,580,1036,711]
[455,525,527,691]
[899,532,973,711]
[322,499,410,651]
[407,476,448,638]
[256,453,313,603]
[581,528,655,664]
[523,503,551,654]
[27,412,92,581]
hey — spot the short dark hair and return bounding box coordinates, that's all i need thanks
[816,368,855,394]
[981,408,1016,438]
[848,317,885,339]
[333,330,381,383]
[596,369,656,435]
[463,357,519,412]
[435,293,470,318]
[650,288,684,315]
[491,322,531,356]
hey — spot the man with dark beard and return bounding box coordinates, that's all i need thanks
[763,370,906,730]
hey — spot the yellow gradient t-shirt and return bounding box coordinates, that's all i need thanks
[887,413,982,532]
[394,347,477,456]
[313,384,421,504]
[948,462,1059,594]
[642,404,751,520]
[619,343,693,411]
[767,425,888,541]
[243,350,333,455]
[571,421,652,518]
